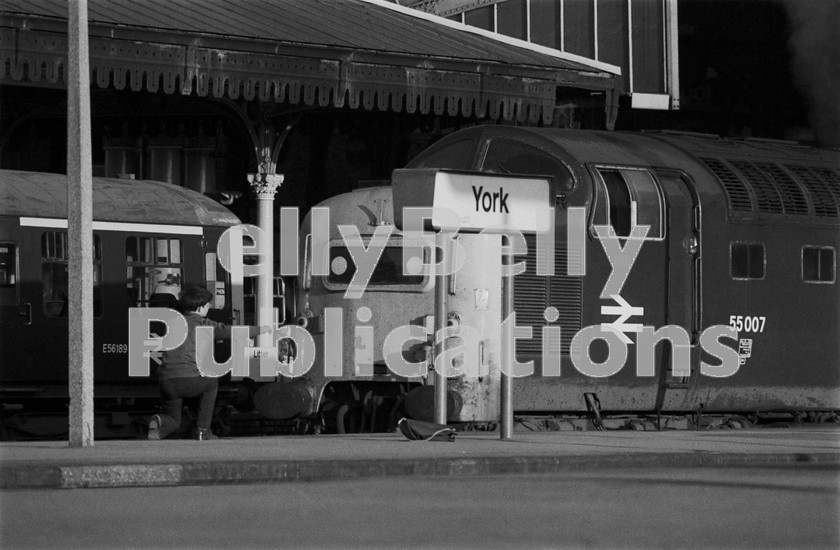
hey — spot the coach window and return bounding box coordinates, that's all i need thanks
[0,242,18,305]
[594,169,664,240]
[42,232,103,317]
[126,236,183,307]
[802,246,835,283]
[730,242,765,280]
[479,139,576,193]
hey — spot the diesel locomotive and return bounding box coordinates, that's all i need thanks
[291,127,839,432]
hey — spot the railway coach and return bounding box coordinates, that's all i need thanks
[0,170,243,438]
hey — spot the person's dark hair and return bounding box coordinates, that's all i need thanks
[178,285,213,312]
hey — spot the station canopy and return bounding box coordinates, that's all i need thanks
[0,0,620,125]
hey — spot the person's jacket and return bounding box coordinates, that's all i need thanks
[159,312,259,380]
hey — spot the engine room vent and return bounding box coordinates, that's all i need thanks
[809,167,840,216]
[728,160,784,214]
[785,165,840,218]
[754,162,810,215]
[514,236,581,357]
[699,157,753,213]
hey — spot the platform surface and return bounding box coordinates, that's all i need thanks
[2,426,838,489]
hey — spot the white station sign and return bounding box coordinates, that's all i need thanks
[392,169,554,234]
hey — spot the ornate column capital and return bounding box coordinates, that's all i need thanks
[248,172,284,197]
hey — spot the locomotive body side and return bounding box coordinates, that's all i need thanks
[491,128,838,416]
[648,134,840,412]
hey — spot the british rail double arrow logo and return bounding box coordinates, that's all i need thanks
[600,295,644,344]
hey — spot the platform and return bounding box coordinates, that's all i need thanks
[1,427,838,490]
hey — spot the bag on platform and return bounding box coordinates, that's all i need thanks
[398,418,456,442]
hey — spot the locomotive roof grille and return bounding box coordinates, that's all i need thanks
[785,165,840,218]
[754,162,810,215]
[699,157,754,214]
[698,157,840,219]
[810,167,840,213]
[728,160,785,215]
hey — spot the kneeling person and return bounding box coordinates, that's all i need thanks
[148,285,271,441]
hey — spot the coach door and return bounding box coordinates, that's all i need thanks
[0,240,24,348]
[656,171,701,410]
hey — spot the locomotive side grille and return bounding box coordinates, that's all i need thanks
[755,162,810,215]
[513,236,581,357]
[549,245,582,356]
[699,157,753,213]
[514,234,547,355]
[786,165,840,217]
[513,270,548,355]
[729,160,784,214]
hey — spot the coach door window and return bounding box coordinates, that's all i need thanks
[0,242,18,306]
[204,252,228,309]
[594,169,664,240]
[730,242,765,280]
[41,232,103,317]
[802,246,835,283]
[126,237,183,307]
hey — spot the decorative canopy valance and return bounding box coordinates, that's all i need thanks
[1,0,619,125]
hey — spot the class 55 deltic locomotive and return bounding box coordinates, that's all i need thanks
[290,127,840,433]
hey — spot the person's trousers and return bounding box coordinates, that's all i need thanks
[155,377,218,439]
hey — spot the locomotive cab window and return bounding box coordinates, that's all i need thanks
[594,169,664,240]
[409,138,476,170]
[126,236,183,307]
[0,242,19,306]
[41,232,103,317]
[730,242,765,280]
[323,239,430,291]
[802,246,835,283]
[479,139,575,193]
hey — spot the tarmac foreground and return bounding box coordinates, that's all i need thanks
[1,426,838,490]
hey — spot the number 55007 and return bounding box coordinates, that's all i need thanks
[729,315,766,333]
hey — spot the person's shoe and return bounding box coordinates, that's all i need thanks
[147,415,162,440]
[196,428,218,441]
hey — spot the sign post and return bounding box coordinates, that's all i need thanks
[500,234,514,439]
[393,169,554,438]
[433,232,449,425]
